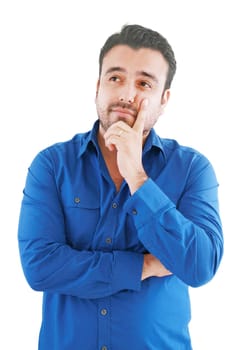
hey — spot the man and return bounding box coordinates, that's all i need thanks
[18,24,223,349]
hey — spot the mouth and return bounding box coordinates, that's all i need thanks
[109,103,137,118]
[111,107,135,116]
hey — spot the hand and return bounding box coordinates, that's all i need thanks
[104,99,149,194]
[141,254,172,280]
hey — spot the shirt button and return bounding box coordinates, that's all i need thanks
[101,346,108,350]
[105,237,112,244]
[101,308,107,316]
[132,209,137,215]
[74,197,80,204]
[112,202,118,208]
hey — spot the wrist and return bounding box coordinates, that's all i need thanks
[127,171,148,195]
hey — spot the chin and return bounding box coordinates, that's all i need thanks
[99,115,134,131]
[117,116,134,127]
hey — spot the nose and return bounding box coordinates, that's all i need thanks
[119,96,134,104]
[119,83,136,104]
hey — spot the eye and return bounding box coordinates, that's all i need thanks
[139,81,152,89]
[109,76,120,82]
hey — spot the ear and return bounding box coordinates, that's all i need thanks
[95,79,100,99]
[159,89,170,115]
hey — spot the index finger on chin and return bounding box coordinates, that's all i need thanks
[133,99,148,133]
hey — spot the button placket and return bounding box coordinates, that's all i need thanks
[98,300,110,350]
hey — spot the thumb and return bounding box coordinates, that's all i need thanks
[133,99,148,133]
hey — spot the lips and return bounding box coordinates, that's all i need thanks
[110,107,136,118]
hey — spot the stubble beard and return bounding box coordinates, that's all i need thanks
[96,103,152,136]
[97,101,138,132]
[98,113,113,132]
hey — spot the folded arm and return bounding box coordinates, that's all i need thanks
[125,156,224,287]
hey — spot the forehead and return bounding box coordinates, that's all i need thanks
[102,45,168,78]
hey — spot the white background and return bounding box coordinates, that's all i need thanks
[0,0,232,349]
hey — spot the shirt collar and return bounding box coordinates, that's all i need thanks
[76,120,100,158]
[77,120,166,161]
[143,127,166,159]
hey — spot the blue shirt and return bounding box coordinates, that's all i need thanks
[18,120,223,350]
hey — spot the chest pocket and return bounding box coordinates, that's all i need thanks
[62,191,100,250]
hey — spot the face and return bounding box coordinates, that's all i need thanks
[95,45,170,136]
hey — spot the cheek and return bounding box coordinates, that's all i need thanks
[144,106,161,127]
[96,89,109,108]
[149,98,163,115]
[96,94,110,118]
[95,93,104,111]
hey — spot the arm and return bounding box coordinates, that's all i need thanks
[125,157,223,287]
[18,151,143,299]
[103,100,223,287]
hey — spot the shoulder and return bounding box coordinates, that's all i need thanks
[30,131,91,170]
[45,131,90,155]
[161,137,209,163]
[161,137,218,186]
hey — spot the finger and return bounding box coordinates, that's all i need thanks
[103,123,129,143]
[133,98,148,133]
[104,121,130,136]
[105,135,122,151]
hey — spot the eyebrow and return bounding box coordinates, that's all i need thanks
[105,67,159,83]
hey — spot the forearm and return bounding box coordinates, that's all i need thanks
[18,236,144,299]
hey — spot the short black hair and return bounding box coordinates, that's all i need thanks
[99,24,177,90]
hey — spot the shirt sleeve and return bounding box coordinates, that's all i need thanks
[124,155,223,287]
[18,151,143,299]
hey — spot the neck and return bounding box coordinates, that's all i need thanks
[97,129,116,158]
[97,129,123,191]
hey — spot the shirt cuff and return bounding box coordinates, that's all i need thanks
[124,178,174,229]
[112,251,144,293]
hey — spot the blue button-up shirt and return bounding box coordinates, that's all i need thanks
[18,120,223,350]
